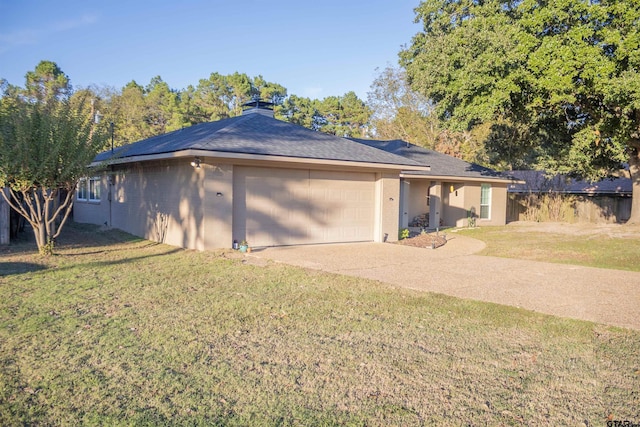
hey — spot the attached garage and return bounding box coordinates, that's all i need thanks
[76,103,428,250]
[233,166,375,247]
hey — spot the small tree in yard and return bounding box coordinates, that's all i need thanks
[0,62,106,255]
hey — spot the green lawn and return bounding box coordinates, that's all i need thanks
[1,224,638,425]
[459,224,640,272]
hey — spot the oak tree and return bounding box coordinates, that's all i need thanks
[401,0,640,222]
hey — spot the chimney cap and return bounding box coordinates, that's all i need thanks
[241,99,275,117]
[241,99,274,110]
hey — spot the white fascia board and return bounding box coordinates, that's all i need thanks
[400,173,518,184]
[92,149,431,172]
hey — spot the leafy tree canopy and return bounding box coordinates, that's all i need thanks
[277,92,372,138]
[4,60,378,150]
[0,61,107,254]
[400,0,640,221]
[367,66,440,149]
[25,60,71,102]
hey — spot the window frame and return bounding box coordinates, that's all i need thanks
[76,176,101,203]
[480,183,491,220]
[88,176,101,202]
[77,178,88,201]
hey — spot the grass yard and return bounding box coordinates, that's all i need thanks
[459,222,640,272]
[1,223,639,425]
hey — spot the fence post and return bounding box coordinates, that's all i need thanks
[0,188,9,245]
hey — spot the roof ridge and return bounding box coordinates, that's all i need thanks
[191,114,255,150]
[214,113,254,135]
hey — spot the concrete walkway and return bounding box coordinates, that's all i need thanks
[253,235,640,330]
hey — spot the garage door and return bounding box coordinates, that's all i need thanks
[233,166,375,247]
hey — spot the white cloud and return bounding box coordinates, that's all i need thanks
[0,28,38,53]
[52,14,98,32]
[0,13,98,54]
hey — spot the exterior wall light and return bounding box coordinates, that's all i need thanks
[191,157,201,169]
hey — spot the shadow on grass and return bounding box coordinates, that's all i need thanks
[0,230,39,257]
[75,247,184,270]
[0,262,48,276]
[65,225,185,271]
[0,222,138,257]
[1,222,184,273]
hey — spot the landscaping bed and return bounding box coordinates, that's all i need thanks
[397,232,448,249]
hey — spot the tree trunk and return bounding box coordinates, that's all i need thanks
[36,224,46,253]
[628,141,640,224]
[0,187,64,255]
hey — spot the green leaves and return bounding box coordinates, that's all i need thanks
[277,92,372,137]
[0,62,108,253]
[402,0,639,177]
[367,66,439,148]
[24,60,71,102]
[403,2,526,132]
[1,94,104,191]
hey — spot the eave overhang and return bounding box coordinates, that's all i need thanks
[91,149,431,173]
[400,172,520,184]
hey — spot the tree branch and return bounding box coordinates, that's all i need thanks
[0,188,37,228]
[51,191,75,240]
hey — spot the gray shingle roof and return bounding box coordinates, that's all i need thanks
[350,138,509,180]
[95,114,423,167]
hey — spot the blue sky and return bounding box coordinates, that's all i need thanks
[0,0,421,100]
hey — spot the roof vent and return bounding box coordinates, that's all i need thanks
[241,99,275,117]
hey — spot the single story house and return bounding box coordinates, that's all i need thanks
[74,102,511,250]
[352,139,514,229]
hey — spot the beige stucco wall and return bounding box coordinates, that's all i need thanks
[203,163,234,250]
[75,158,405,250]
[429,181,442,228]
[442,182,467,227]
[375,173,400,242]
[109,160,205,250]
[401,179,510,228]
[464,182,507,226]
[74,160,234,251]
[489,184,508,225]
[73,176,110,226]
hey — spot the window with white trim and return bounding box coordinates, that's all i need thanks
[77,178,88,201]
[480,183,491,219]
[89,177,101,201]
[76,177,101,202]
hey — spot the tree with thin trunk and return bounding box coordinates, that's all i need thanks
[367,66,439,148]
[0,61,106,255]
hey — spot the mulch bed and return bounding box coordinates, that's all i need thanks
[396,232,448,249]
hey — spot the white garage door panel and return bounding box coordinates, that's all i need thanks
[309,170,374,244]
[233,167,375,247]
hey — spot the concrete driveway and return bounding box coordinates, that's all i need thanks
[253,234,640,330]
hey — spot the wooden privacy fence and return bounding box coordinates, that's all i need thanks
[507,193,632,224]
